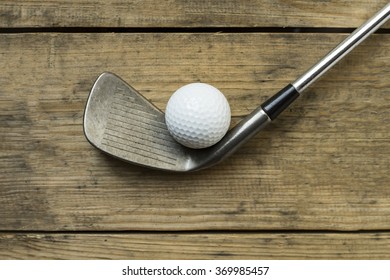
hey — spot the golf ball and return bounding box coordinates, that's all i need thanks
[165,83,231,149]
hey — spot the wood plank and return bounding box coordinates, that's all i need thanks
[1,0,389,28]
[0,232,389,259]
[0,32,389,231]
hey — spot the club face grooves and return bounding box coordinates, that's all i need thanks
[83,72,193,171]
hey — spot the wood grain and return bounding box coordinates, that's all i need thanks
[1,32,389,231]
[0,232,389,259]
[0,0,389,29]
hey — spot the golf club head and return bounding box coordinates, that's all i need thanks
[83,73,195,171]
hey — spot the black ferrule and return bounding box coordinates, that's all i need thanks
[261,84,300,120]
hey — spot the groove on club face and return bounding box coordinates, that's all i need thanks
[83,72,194,171]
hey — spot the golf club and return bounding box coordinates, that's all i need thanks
[84,3,390,172]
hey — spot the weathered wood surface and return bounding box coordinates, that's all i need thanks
[1,0,389,28]
[1,0,390,260]
[1,233,389,259]
[1,32,389,232]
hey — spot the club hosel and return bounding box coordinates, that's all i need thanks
[261,84,300,120]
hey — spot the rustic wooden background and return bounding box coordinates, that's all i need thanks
[0,0,389,259]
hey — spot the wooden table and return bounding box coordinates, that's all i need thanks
[0,1,389,259]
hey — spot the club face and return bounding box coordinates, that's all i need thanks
[83,73,199,172]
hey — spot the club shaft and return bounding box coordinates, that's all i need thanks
[292,3,390,93]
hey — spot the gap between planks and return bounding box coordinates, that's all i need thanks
[1,26,390,34]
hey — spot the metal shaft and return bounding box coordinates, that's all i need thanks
[292,3,390,93]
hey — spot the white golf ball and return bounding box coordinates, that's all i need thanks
[165,83,231,149]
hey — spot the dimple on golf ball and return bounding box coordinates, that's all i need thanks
[165,83,231,149]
